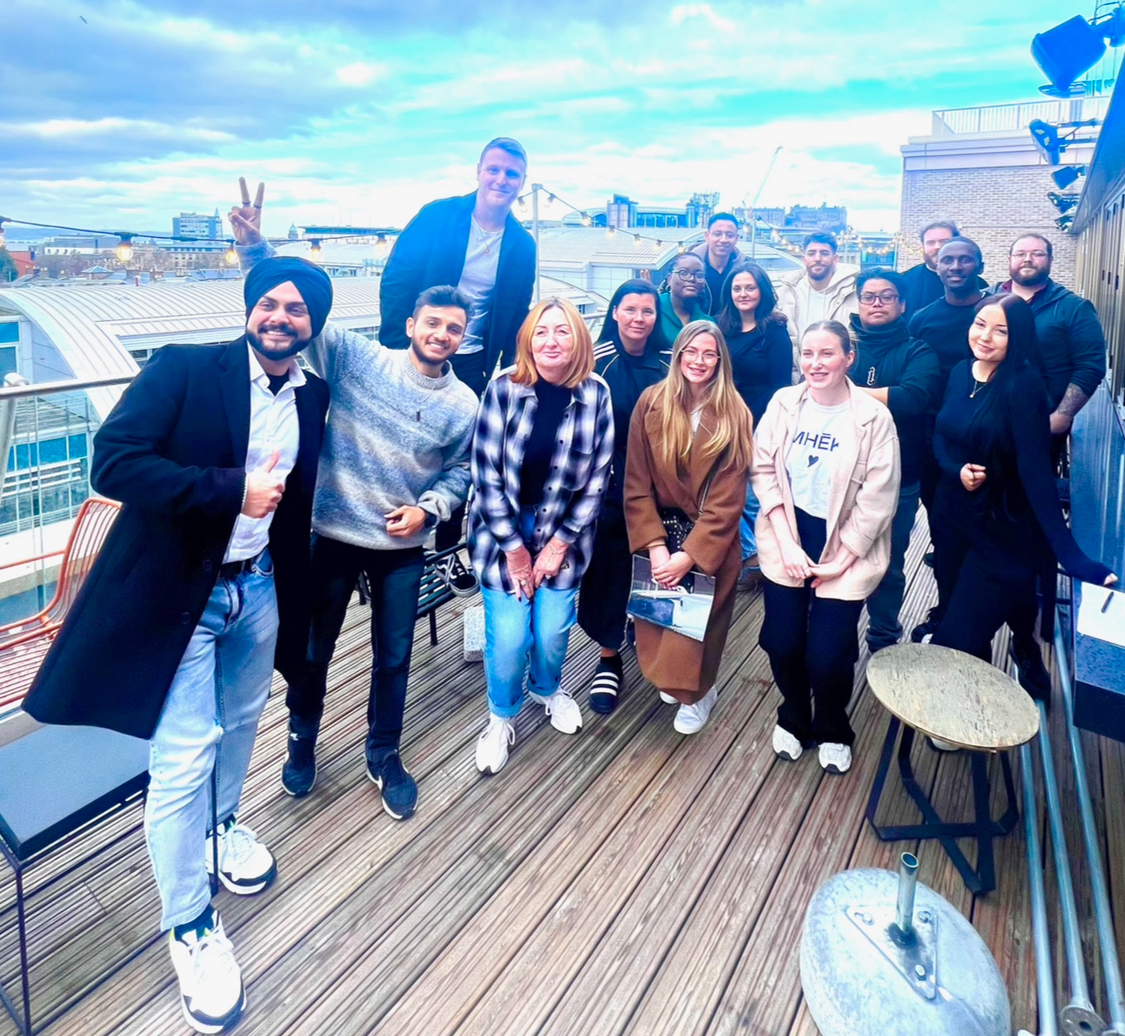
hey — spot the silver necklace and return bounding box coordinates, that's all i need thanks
[472,217,503,255]
[970,364,991,398]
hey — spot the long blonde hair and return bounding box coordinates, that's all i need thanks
[511,298,595,389]
[648,321,753,473]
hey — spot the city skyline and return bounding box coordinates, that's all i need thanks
[3,0,1111,238]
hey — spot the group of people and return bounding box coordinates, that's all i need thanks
[19,137,1118,1033]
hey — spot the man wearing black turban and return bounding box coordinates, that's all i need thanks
[25,255,332,1033]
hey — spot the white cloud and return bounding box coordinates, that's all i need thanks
[335,61,384,87]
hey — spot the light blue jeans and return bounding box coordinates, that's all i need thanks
[145,552,278,930]
[739,482,761,562]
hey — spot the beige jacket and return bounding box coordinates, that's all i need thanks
[750,381,901,600]
[774,263,860,347]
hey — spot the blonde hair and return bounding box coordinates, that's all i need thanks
[648,321,753,473]
[511,298,595,389]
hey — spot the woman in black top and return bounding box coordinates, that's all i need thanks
[930,293,1116,694]
[715,259,792,579]
[578,280,670,713]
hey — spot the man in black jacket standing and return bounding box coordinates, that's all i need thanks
[848,269,941,654]
[379,137,535,556]
[900,220,959,316]
[25,256,332,1034]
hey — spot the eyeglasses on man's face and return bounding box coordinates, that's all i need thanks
[858,292,900,306]
[1010,250,1049,261]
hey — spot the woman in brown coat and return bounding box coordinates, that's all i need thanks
[624,320,754,734]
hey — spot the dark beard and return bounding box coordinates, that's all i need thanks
[1010,267,1049,287]
[247,327,308,362]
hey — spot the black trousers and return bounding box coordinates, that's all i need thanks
[435,349,489,552]
[577,502,632,652]
[286,535,425,758]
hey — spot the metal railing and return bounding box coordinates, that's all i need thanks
[932,96,1110,136]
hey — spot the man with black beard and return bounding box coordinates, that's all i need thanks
[992,234,1106,455]
[25,256,332,1032]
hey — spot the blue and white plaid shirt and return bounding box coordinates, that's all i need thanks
[468,369,614,592]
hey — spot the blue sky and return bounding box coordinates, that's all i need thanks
[0,0,1104,238]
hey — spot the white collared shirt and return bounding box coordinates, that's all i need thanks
[223,343,305,563]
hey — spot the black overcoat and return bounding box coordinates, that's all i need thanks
[24,337,330,739]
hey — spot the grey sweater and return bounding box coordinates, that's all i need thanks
[241,242,479,551]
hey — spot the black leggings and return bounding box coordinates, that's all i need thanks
[577,503,632,652]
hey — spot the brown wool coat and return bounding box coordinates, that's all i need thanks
[623,387,748,701]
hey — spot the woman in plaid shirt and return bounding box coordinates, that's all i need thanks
[469,298,615,775]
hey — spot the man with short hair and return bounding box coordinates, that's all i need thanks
[233,189,479,821]
[847,268,941,654]
[690,212,743,315]
[994,234,1107,449]
[901,220,959,315]
[775,232,860,347]
[25,253,332,1033]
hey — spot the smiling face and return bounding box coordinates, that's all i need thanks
[922,225,956,270]
[968,304,1010,367]
[671,254,705,301]
[857,277,904,328]
[245,281,312,362]
[406,304,467,368]
[705,219,739,263]
[612,292,657,348]
[936,240,982,294]
[1008,236,1052,288]
[803,241,838,285]
[530,305,577,384]
[730,271,761,316]
[476,147,526,213]
[678,331,721,388]
[799,328,853,392]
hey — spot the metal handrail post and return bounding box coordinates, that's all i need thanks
[1054,622,1125,1032]
[0,372,29,502]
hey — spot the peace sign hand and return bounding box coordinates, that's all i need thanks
[228,177,265,246]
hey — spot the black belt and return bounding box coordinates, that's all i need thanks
[219,549,265,580]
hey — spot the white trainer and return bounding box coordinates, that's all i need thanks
[929,736,960,752]
[772,725,803,761]
[475,714,516,775]
[673,686,718,735]
[658,690,677,704]
[204,819,276,896]
[169,912,245,1033]
[528,688,583,734]
[818,743,852,774]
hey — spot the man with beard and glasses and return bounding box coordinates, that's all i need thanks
[775,232,860,350]
[25,255,332,1033]
[231,184,478,822]
[689,212,744,315]
[991,234,1106,459]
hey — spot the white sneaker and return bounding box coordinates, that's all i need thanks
[475,714,515,774]
[169,912,245,1033]
[818,743,852,774]
[673,686,718,734]
[528,688,583,734]
[929,736,960,752]
[204,818,276,896]
[772,725,803,761]
[659,690,677,704]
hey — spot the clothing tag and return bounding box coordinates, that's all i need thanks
[866,368,876,387]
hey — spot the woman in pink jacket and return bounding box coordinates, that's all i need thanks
[751,320,901,774]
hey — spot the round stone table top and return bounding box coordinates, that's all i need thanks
[866,644,1040,751]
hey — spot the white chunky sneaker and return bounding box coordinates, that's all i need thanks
[929,736,960,752]
[772,725,803,762]
[169,912,245,1033]
[476,714,516,775]
[818,743,852,774]
[673,686,718,735]
[528,688,583,734]
[659,690,677,704]
[204,818,277,896]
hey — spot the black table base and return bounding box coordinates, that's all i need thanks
[864,715,1019,895]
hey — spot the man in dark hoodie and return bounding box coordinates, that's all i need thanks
[847,268,941,653]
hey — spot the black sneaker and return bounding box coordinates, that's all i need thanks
[923,550,935,569]
[438,554,479,597]
[588,655,623,715]
[911,609,939,644]
[281,731,317,798]
[366,749,418,820]
[1009,635,1052,702]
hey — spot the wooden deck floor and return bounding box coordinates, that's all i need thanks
[4,516,1125,1035]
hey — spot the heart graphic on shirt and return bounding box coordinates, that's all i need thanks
[808,455,819,467]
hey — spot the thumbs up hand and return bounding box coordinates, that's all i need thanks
[241,450,285,517]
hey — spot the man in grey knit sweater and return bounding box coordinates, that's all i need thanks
[233,186,478,819]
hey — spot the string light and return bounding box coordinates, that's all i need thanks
[309,239,322,258]
[633,233,641,243]
[375,233,389,259]
[224,241,238,265]
[116,234,134,262]
[580,214,592,228]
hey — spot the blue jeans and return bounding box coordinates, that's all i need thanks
[739,483,761,562]
[866,482,920,652]
[145,553,278,930]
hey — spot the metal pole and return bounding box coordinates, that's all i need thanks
[1019,739,1059,1036]
[894,852,919,939]
[532,182,541,304]
[0,372,29,502]
[1055,623,1125,1032]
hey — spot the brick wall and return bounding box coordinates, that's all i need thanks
[899,165,1076,288]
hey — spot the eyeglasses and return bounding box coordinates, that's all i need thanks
[858,292,900,305]
[1011,250,1049,261]
[681,348,719,365]
[674,270,706,282]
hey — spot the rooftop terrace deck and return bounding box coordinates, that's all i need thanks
[3,516,1124,1036]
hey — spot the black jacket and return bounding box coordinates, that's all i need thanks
[24,339,330,739]
[989,278,1107,409]
[379,192,535,371]
[847,314,941,487]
